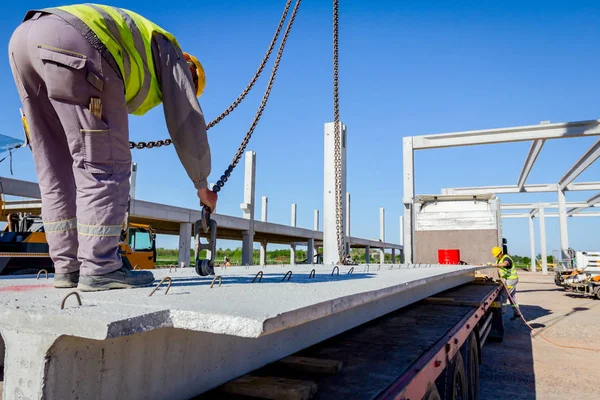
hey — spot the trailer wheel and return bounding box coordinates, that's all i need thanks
[422,385,441,400]
[461,332,480,400]
[436,351,467,400]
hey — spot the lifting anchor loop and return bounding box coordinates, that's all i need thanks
[195,206,218,277]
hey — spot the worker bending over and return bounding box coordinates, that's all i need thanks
[488,246,521,320]
[8,4,217,291]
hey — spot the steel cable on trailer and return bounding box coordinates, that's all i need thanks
[130,0,296,149]
[499,278,600,353]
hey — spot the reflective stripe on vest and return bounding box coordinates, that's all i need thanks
[497,254,518,280]
[40,4,181,116]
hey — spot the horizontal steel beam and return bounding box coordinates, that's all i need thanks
[517,139,545,190]
[567,207,586,216]
[586,192,600,206]
[412,119,600,150]
[442,181,600,195]
[502,212,600,218]
[558,138,600,190]
[502,202,594,210]
[567,192,600,216]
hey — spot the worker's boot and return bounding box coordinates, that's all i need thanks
[53,271,80,289]
[77,267,155,292]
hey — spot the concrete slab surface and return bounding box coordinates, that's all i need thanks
[0,264,477,340]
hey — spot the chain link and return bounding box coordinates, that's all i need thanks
[333,0,350,265]
[129,0,295,150]
[212,0,301,194]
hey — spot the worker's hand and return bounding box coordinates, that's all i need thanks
[198,188,218,212]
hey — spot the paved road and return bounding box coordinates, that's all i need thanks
[480,271,600,400]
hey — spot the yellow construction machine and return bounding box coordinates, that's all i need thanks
[0,213,156,275]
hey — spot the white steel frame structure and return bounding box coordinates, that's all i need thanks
[403,119,600,265]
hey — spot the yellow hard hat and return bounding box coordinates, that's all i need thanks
[183,52,205,97]
[491,246,502,257]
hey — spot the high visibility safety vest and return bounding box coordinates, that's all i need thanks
[27,4,181,116]
[497,254,518,280]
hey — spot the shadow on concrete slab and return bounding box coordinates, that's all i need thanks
[165,272,378,288]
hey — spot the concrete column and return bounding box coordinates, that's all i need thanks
[240,151,256,266]
[539,205,548,275]
[399,216,404,246]
[291,204,297,266]
[323,122,347,265]
[365,246,370,263]
[307,238,315,264]
[380,207,385,264]
[402,137,415,263]
[129,162,137,199]
[346,192,351,237]
[557,188,569,255]
[178,222,192,268]
[313,209,319,261]
[259,196,268,265]
[528,216,536,272]
[346,192,351,255]
[391,248,396,264]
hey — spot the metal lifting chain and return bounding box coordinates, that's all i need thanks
[333,0,349,265]
[211,0,302,194]
[129,0,295,150]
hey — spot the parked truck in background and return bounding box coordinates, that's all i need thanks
[0,213,156,275]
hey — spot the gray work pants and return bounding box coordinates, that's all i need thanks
[8,13,131,276]
[499,278,519,315]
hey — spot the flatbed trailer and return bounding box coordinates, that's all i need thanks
[198,279,504,400]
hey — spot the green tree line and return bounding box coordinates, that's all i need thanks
[156,247,403,266]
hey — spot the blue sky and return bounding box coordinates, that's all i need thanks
[1,0,599,257]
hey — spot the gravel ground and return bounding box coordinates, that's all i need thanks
[480,271,600,400]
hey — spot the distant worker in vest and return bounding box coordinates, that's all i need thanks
[488,246,521,320]
[8,4,217,291]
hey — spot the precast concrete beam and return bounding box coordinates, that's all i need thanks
[558,138,600,190]
[0,176,41,198]
[517,139,545,191]
[413,119,600,150]
[442,182,600,195]
[0,265,478,399]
